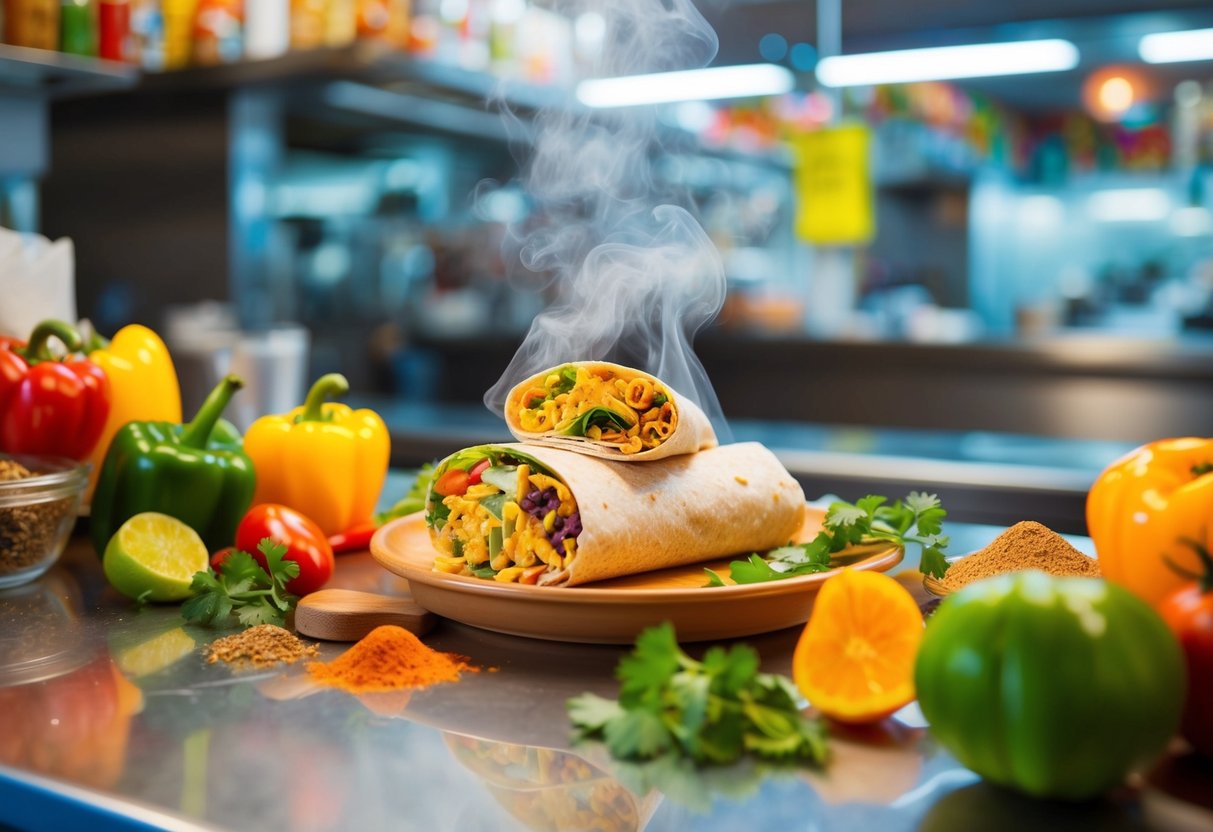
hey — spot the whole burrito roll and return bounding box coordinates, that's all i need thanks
[504,362,716,461]
[425,442,804,586]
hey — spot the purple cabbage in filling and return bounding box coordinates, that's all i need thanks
[517,486,582,547]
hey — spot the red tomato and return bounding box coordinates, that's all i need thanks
[1159,579,1213,757]
[236,504,335,596]
[467,459,491,486]
[210,547,235,572]
[433,469,470,497]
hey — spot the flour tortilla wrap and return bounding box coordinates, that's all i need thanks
[504,362,717,461]
[426,442,805,586]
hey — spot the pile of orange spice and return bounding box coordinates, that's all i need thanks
[307,625,475,693]
[942,520,1101,591]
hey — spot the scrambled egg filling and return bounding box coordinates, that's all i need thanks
[516,366,677,455]
[433,464,580,584]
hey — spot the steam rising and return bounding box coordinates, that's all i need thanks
[483,0,731,440]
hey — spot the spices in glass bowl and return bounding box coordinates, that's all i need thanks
[206,624,319,669]
[0,459,78,578]
[941,520,1100,592]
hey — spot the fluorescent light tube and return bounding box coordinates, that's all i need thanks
[816,39,1079,87]
[1087,188,1171,222]
[1139,28,1213,64]
[577,63,794,108]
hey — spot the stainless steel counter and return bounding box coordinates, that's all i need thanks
[1,510,1210,832]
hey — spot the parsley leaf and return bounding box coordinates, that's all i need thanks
[708,491,953,585]
[568,623,828,768]
[181,537,300,629]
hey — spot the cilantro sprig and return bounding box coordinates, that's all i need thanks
[705,491,951,585]
[567,623,827,766]
[181,538,300,628]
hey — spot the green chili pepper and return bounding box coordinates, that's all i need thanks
[91,375,256,555]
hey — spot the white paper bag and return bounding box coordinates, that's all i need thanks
[0,227,77,338]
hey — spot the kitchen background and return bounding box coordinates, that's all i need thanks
[3,0,1213,527]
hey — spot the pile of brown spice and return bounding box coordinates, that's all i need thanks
[307,624,475,693]
[206,624,319,669]
[942,520,1101,591]
[0,459,76,576]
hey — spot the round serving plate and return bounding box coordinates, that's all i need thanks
[370,507,902,644]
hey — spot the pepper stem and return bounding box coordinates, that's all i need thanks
[180,375,244,449]
[20,320,83,365]
[296,373,350,423]
[1172,537,1213,594]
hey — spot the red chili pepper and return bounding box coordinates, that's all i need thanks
[0,320,111,460]
[328,522,379,554]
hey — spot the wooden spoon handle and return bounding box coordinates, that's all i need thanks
[295,589,437,642]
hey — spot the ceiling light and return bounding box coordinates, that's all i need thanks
[1088,189,1171,223]
[1172,206,1213,237]
[816,39,1079,87]
[577,63,795,108]
[1139,28,1213,64]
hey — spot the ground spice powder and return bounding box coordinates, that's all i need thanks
[207,624,319,669]
[307,625,474,693]
[942,520,1101,591]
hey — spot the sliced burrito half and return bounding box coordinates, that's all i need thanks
[425,442,805,586]
[504,362,716,461]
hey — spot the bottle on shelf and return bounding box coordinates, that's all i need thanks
[244,0,286,59]
[129,0,164,69]
[60,0,98,56]
[160,0,196,68]
[288,0,325,50]
[325,0,355,47]
[98,0,130,60]
[192,0,240,64]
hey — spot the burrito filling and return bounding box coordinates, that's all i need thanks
[427,449,582,585]
[515,365,676,455]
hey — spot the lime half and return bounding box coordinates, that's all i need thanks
[103,513,209,602]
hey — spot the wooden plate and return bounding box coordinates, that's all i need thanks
[370,507,902,644]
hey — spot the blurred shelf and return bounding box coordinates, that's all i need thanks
[125,43,573,115]
[0,44,136,97]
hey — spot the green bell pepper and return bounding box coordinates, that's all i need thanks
[915,571,1185,800]
[91,375,256,555]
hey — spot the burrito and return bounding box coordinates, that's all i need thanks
[425,442,805,586]
[504,362,716,460]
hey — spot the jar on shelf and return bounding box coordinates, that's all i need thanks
[3,0,60,50]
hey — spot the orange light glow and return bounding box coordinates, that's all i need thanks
[1097,76,1134,114]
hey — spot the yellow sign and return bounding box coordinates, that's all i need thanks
[792,124,874,245]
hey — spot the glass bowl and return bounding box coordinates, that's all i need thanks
[0,454,88,589]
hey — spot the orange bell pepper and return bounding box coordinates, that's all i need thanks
[1086,437,1213,605]
[244,373,390,536]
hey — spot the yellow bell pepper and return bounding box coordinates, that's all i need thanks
[1086,437,1213,605]
[86,324,182,501]
[244,373,390,536]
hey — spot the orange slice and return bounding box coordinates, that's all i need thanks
[793,568,924,724]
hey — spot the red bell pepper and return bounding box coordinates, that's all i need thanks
[0,320,111,460]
